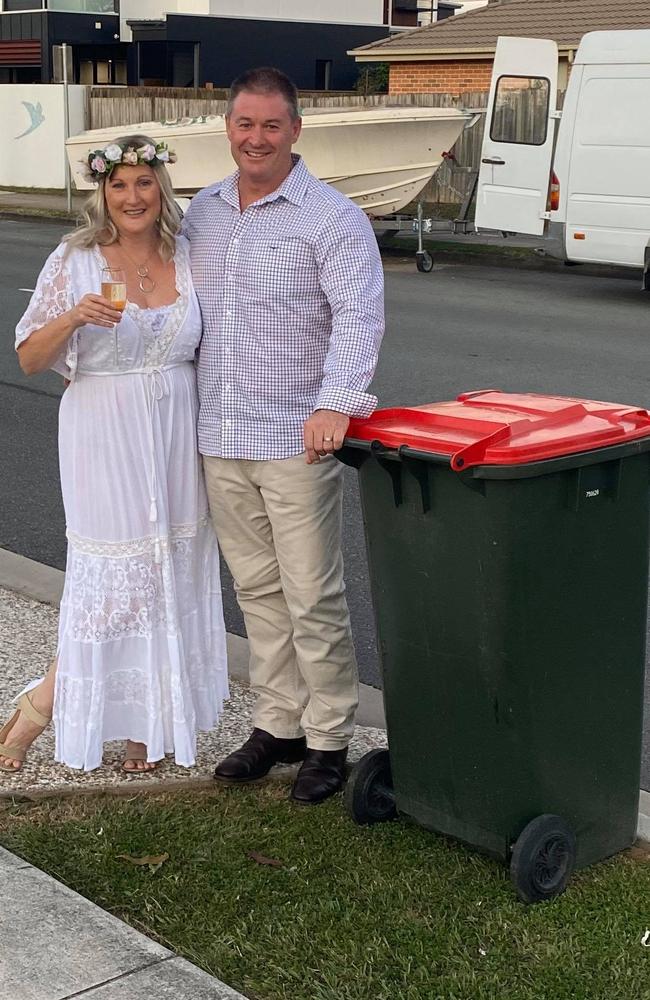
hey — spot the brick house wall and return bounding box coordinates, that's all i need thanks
[389,59,494,95]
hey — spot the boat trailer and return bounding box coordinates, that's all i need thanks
[370,151,480,273]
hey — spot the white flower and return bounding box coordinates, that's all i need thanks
[156,148,170,163]
[122,149,138,166]
[103,143,123,162]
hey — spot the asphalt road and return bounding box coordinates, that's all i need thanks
[2,218,650,788]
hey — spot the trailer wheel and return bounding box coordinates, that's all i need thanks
[416,251,434,273]
[344,749,397,825]
[510,814,576,904]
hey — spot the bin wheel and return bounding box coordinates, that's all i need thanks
[510,814,576,904]
[344,748,397,825]
[416,251,434,273]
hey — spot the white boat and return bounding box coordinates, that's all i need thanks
[66,105,475,216]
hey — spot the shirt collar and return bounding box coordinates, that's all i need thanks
[216,154,309,210]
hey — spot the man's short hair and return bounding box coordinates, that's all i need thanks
[227,67,300,120]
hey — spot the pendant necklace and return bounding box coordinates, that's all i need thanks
[119,243,157,293]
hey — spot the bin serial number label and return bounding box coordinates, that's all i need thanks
[585,489,601,498]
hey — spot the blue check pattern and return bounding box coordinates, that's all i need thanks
[182,156,385,459]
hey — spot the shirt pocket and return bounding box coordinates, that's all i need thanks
[241,238,319,301]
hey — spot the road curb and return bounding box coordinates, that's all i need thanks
[0,845,248,998]
[3,209,644,282]
[639,790,650,844]
[0,547,387,730]
[0,207,76,223]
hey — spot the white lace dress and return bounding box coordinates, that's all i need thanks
[15,237,229,770]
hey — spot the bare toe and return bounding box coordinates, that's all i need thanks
[1,756,21,771]
[123,741,157,773]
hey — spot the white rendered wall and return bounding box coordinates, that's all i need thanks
[120,0,181,42]
[454,1,488,12]
[1,85,87,189]
[120,0,383,39]
[207,0,383,22]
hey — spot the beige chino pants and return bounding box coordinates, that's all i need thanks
[203,452,359,750]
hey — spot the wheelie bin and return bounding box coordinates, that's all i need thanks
[338,390,650,903]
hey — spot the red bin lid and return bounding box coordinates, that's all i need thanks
[347,391,650,471]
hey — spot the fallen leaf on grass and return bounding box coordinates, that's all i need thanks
[247,851,284,868]
[117,852,169,868]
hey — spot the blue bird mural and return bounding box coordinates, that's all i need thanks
[15,102,45,140]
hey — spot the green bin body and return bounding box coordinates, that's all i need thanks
[341,391,650,868]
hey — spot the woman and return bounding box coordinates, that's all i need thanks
[1,135,228,773]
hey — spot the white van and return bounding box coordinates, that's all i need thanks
[476,30,650,288]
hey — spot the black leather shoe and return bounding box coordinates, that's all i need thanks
[290,747,348,805]
[213,728,306,784]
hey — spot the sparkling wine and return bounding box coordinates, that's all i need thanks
[101,281,127,311]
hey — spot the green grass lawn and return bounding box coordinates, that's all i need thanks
[1,785,649,1000]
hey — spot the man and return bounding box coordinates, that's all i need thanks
[183,67,384,805]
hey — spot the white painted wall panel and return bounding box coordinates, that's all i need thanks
[1,85,87,189]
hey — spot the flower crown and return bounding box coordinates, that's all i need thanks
[80,141,177,183]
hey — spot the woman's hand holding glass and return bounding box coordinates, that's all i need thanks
[70,293,124,330]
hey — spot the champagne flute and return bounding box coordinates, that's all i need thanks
[101,267,127,366]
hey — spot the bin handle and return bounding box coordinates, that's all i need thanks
[451,425,513,471]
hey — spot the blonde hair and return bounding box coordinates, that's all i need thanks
[63,134,181,262]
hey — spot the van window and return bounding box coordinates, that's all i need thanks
[490,75,551,146]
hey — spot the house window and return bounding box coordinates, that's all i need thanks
[46,1,116,11]
[171,43,196,87]
[4,1,46,9]
[96,58,110,84]
[79,59,94,84]
[315,59,332,90]
[490,75,550,146]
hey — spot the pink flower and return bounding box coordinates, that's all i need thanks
[137,143,156,162]
[122,149,138,165]
[90,156,106,174]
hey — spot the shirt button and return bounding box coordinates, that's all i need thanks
[223,420,232,429]
[226,311,233,318]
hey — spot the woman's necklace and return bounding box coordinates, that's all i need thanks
[118,242,157,293]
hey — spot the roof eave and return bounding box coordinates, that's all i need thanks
[351,42,579,62]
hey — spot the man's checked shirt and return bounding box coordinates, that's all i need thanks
[183,155,385,460]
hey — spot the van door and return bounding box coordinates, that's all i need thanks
[476,37,558,235]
